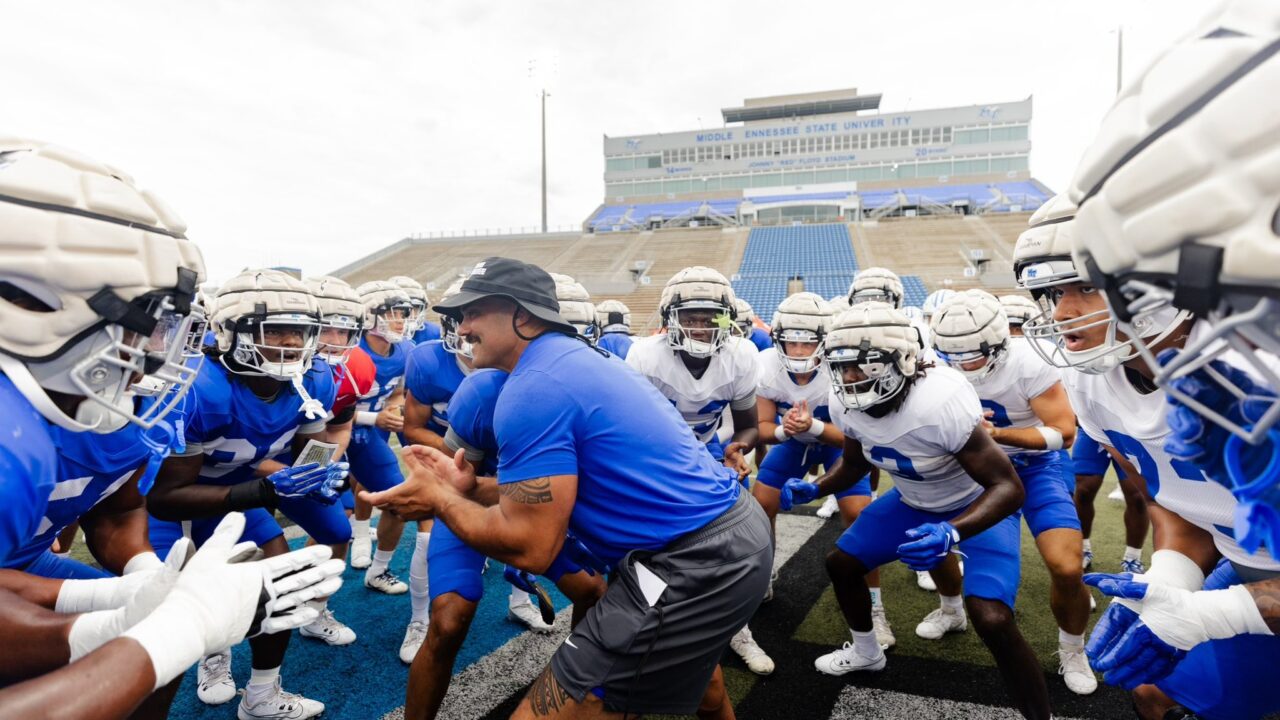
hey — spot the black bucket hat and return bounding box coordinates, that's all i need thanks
[433,257,575,335]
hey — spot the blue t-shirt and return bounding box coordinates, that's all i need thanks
[173,360,336,486]
[596,332,634,360]
[5,422,165,570]
[446,369,508,476]
[495,333,740,566]
[0,374,59,566]
[404,340,470,436]
[412,322,442,345]
[357,336,414,413]
[749,327,773,351]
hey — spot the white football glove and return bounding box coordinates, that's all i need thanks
[122,512,345,688]
[56,550,172,614]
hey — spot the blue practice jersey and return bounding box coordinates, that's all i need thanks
[596,332,634,360]
[495,333,739,566]
[445,369,507,477]
[748,327,773,351]
[357,336,413,414]
[172,360,336,486]
[0,374,59,567]
[412,322,442,345]
[404,340,471,437]
[5,422,166,570]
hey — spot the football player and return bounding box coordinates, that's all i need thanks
[349,280,420,596]
[734,297,774,351]
[788,301,1049,717]
[391,275,442,344]
[998,294,1039,337]
[146,269,349,718]
[626,266,772,674]
[921,287,958,323]
[788,302,1047,718]
[594,299,634,359]
[1017,189,1280,720]
[929,290,1096,694]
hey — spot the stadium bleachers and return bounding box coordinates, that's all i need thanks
[900,274,929,307]
[731,224,859,322]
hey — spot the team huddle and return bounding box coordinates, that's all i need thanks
[2,2,1280,719]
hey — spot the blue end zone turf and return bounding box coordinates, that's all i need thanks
[169,518,570,719]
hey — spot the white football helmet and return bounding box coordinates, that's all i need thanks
[921,288,958,320]
[303,275,365,364]
[998,294,1039,329]
[733,297,756,336]
[436,279,472,358]
[770,292,831,374]
[825,302,923,410]
[660,266,737,358]
[930,290,1009,381]
[553,274,599,339]
[0,140,206,433]
[213,270,321,381]
[828,294,852,315]
[389,276,429,334]
[596,299,632,334]
[901,305,924,323]
[1067,0,1280,442]
[1014,194,1189,375]
[849,267,905,308]
[357,280,414,344]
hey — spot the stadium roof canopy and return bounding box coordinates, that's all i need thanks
[721,93,882,124]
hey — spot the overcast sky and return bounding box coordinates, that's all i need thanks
[0,0,1212,283]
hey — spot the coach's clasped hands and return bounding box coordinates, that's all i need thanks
[360,445,476,520]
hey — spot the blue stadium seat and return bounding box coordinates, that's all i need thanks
[731,224,859,321]
[900,275,929,308]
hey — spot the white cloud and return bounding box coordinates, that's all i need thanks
[0,0,1210,282]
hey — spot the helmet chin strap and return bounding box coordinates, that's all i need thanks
[291,373,325,421]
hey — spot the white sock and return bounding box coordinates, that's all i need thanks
[869,587,882,608]
[1124,546,1142,562]
[246,666,280,704]
[1082,539,1092,553]
[409,532,431,623]
[851,629,880,657]
[369,549,394,576]
[509,587,532,607]
[351,517,370,537]
[940,594,964,612]
[1059,629,1084,647]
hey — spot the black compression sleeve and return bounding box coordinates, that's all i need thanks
[224,478,278,512]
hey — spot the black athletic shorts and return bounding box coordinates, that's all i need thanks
[550,491,773,715]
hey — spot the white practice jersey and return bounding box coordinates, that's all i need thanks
[831,366,984,513]
[970,340,1062,456]
[627,334,759,444]
[1064,359,1280,573]
[756,348,832,445]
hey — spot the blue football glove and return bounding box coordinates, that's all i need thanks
[503,566,556,625]
[1083,572,1186,689]
[1162,351,1276,490]
[897,522,961,571]
[553,534,610,577]
[268,462,350,505]
[779,479,819,512]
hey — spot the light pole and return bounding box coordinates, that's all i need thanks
[541,88,549,234]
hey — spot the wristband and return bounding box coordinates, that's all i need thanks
[225,478,277,512]
[799,419,826,440]
[1144,549,1207,591]
[68,608,130,662]
[355,411,379,426]
[1036,426,1065,450]
[774,425,789,443]
[123,552,164,575]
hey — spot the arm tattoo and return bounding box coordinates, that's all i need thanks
[499,477,553,504]
[525,665,573,716]
[1247,579,1280,634]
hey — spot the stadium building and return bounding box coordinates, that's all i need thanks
[336,88,1049,330]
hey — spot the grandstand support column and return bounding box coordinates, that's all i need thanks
[541,88,549,234]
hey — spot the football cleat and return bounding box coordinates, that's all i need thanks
[400,621,428,664]
[730,626,775,675]
[813,641,886,676]
[365,568,408,595]
[1057,645,1098,695]
[815,495,839,520]
[349,534,372,570]
[915,607,967,640]
[507,600,555,633]
[237,678,324,720]
[915,570,936,591]
[298,608,356,646]
[872,605,896,649]
[1082,548,1094,570]
[1121,557,1146,575]
[196,650,236,705]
